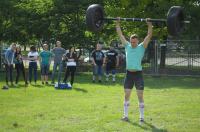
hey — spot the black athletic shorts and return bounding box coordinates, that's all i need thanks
[124,70,144,90]
[106,63,116,72]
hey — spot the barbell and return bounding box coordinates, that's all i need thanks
[86,4,190,36]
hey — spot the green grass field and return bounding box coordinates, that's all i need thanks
[0,73,200,132]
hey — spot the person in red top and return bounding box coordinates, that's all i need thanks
[63,47,81,86]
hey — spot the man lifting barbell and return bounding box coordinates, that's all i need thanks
[86,4,190,123]
[116,18,153,123]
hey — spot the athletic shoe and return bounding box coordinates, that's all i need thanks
[121,117,129,122]
[67,83,72,88]
[139,118,144,124]
[2,85,9,90]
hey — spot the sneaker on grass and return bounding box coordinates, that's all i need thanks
[121,117,129,122]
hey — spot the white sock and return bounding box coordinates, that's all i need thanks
[139,102,144,119]
[124,101,129,117]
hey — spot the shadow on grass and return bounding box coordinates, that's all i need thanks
[29,84,44,88]
[1,84,27,89]
[1,83,45,89]
[127,120,168,132]
[73,87,88,93]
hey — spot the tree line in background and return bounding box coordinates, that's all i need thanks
[0,0,199,50]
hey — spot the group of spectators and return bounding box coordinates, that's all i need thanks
[91,43,119,83]
[3,41,81,87]
[3,41,121,87]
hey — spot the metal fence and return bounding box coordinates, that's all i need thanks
[143,40,200,76]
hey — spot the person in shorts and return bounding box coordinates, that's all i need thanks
[91,43,105,83]
[105,45,119,82]
[39,44,52,85]
[116,17,153,123]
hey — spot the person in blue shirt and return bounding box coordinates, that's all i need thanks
[39,44,52,85]
[5,43,16,86]
[116,18,153,123]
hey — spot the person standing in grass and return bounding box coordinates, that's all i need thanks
[14,45,28,86]
[28,45,39,84]
[91,43,105,83]
[63,47,82,86]
[4,43,16,86]
[39,44,53,85]
[51,41,66,84]
[105,45,119,83]
[116,18,153,123]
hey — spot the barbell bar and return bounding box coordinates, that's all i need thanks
[105,17,190,23]
[86,4,190,36]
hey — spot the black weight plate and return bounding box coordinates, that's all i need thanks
[86,4,104,32]
[167,6,184,36]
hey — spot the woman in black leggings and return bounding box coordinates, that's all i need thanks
[63,47,81,86]
[15,45,28,85]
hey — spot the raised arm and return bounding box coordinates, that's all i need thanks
[116,17,128,45]
[143,18,153,49]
